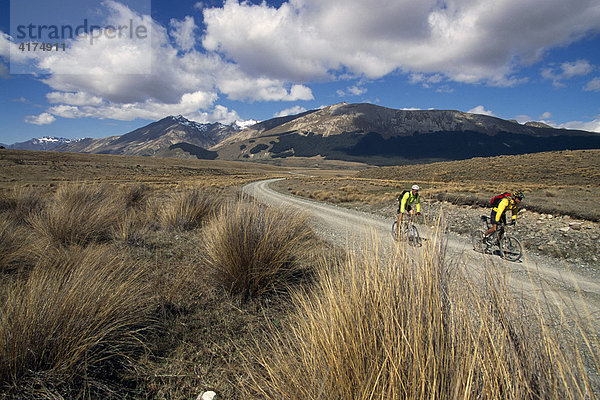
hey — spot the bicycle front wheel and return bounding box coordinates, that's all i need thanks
[407,224,422,247]
[471,230,486,253]
[499,235,523,262]
[392,221,400,241]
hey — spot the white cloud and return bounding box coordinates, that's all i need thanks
[170,16,197,51]
[46,92,104,106]
[194,2,205,10]
[202,0,600,85]
[584,77,600,91]
[539,111,552,119]
[5,1,314,124]
[514,115,531,124]
[0,62,8,78]
[542,59,594,87]
[274,105,307,117]
[337,84,367,96]
[24,113,56,125]
[468,105,495,116]
[559,118,600,133]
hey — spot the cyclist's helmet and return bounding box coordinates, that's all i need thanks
[412,185,420,191]
[513,191,524,200]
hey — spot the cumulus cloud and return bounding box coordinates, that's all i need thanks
[584,77,600,91]
[542,59,594,87]
[274,105,307,117]
[559,118,600,133]
[202,0,600,85]
[468,105,495,116]
[337,85,367,96]
[539,111,552,119]
[170,16,197,51]
[25,113,56,125]
[46,92,104,106]
[3,1,314,124]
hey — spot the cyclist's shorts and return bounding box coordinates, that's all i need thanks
[397,204,412,214]
[490,210,507,225]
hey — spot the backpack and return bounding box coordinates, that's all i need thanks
[397,190,409,204]
[490,192,512,207]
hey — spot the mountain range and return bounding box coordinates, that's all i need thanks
[6,137,81,151]
[5,103,600,165]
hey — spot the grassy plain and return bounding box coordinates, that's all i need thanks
[276,149,600,221]
[0,149,598,399]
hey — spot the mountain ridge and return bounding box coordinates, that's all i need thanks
[5,103,599,165]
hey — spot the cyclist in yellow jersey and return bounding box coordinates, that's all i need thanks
[397,184,421,228]
[484,191,524,241]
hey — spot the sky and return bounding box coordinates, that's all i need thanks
[1,0,600,145]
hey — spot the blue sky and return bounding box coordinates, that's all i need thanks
[1,0,600,145]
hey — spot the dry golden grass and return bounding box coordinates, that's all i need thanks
[1,149,598,398]
[160,188,222,231]
[244,231,599,399]
[0,245,155,398]
[200,200,314,301]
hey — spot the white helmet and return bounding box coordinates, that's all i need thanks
[412,185,420,190]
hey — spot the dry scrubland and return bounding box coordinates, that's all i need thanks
[0,149,599,398]
[279,149,600,220]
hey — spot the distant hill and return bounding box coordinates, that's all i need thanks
[212,102,600,165]
[56,115,240,158]
[8,137,82,151]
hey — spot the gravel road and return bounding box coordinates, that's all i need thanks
[244,178,600,331]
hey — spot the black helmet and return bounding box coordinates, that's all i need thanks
[513,191,524,200]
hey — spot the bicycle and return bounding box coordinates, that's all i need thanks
[392,214,422,246]
[471,215,523,262]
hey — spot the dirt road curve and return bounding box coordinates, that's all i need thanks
[244,178,600,329]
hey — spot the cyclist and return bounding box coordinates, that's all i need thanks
[483,191,524,242]
[397,184,421,229]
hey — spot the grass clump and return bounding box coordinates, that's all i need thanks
[0,244,155,398]
[200,200,313,301]
[27,183,126,247]
[244,233,598,399]
[160,188,221,231]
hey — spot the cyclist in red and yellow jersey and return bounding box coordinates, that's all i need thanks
[483,191,524,241]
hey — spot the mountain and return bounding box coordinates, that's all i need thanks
[212,102,600,165]
[8,137,82,151]
[56,115,239,158]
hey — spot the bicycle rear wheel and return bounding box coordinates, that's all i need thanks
[407,224,422,247]
[499,235,523,262]
[471,230,486,253]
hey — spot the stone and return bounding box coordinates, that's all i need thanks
[198,391,216,400]
[569,222,583,230]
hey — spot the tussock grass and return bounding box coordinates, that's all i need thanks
[0,186,47,224]
[200,200,313,301]
[244,231,598,399]
[0,217,32,272]
[0,244,155,397]
[160,188,221,231]
[27,183,126,247]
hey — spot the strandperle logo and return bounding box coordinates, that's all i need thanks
[15,19,148,45]
[9,0,152,74]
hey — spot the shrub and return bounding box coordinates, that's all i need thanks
[0,244,154,397]
[200,200,313,301]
